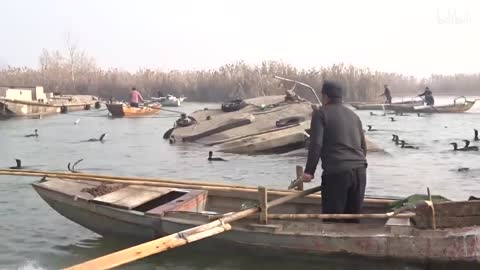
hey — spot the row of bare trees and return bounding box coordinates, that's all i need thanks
[1,49,479,102]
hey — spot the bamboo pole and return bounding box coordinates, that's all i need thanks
[64,185,322,270]
[0,169,395,204]
[263,212,415,220]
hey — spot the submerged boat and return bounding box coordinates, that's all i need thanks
[166,88,382,155]
[350,100,423,111]
[106,103,161,118]
[32,176,480,263]
[0,86,100,118]
[152,95,186,107]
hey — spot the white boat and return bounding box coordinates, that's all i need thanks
[152,95,186,107]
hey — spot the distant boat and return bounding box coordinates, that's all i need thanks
[106,103,161,118]
[152,95,186,107]
[350,100,423,111]
[0,86,101,118]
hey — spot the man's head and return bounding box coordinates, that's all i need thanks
[384,84,388,89]
[320,81,343,105]
[425,86,430,91]
[131,87,136,91]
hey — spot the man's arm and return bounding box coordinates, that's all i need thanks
[359,120,367,157]
[138,92,144,102]
[304,110,325,178]
[418,91,426,97]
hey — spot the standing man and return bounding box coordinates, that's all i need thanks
[418,87,435,106]
[301,81,368,223]
[129,87,144,107]
[380,84,392,104]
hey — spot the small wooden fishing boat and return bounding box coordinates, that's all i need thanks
[106,103,161,118]
[388,97,478,114]
[32,175,480,263]
[350,100,423,111]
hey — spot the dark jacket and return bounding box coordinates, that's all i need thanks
[304,103,367,177]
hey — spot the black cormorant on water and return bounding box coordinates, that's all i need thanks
[462,140,479,151]
[400,140,419,149]
[9,159,23,169]
[450,142,468,151]
[367,125,377,131]
[85,133,108,142]
[474,129,479,141]
[390,117,396,122]
[25,129,39,137]
[208,151,226,161]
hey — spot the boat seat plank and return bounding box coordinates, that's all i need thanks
[93,187,172,210]
[146,190,208,216]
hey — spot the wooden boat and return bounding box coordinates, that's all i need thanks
[350,100,423,111]
[0,86,100,118]
[412,99,477,113]
[32,176,480,263]
[106,103,161,118]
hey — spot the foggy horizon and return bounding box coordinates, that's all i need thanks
[2,0,479,78]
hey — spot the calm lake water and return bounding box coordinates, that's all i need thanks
[1,97,480,270]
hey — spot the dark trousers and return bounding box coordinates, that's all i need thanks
[130,102,139,107]
[321,166,367,223]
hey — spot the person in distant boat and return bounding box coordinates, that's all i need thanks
[379,84,392,104]
[418,87,435,106]
[129,87,144,107]
[301,81,368,223]
[157,91,164,98]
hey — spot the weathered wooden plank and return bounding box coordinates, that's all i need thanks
[258,186,268,224]
[93,187,167,210]
[433,200,480,217]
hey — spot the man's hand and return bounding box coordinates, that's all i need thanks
[301,173,313,182]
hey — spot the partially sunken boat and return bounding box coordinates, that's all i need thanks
[166,80,382,154]
[0,86,100,118]
[32,176,480,263]
[410,97,477,113]
[106,102,161,118]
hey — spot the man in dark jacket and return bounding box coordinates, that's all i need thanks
[301,81,368,223]
[418,87,434,105]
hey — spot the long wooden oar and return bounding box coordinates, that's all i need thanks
[0,169,393,204]
[64,185,322,270]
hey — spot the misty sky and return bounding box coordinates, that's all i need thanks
[1,0,479,77]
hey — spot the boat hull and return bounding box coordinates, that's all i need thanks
[106,103,161,118]
[350,101,423,111]
[0,99,99,117]
[32,178,480,263]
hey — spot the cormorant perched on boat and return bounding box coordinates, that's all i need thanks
[450,142,468,151]
[86,133,107,142]
[25,129,39,137]
[462,140,479,151]
[9,159,23,169]
[169,135,176,144]
[367,125,377,131]
[474,129,479,141]
[417,113,425,117]
[390,117,396,122]
[393,135,401,145]
[208,151,226,161]
[400,140,419,149]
